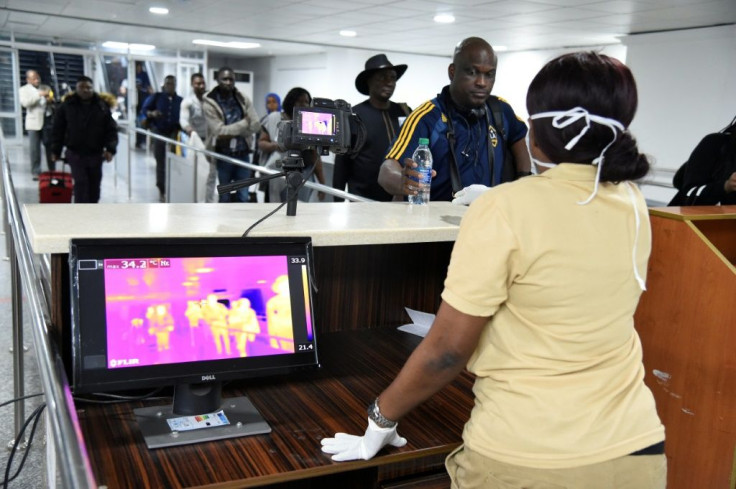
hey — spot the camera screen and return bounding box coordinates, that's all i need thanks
[299,111,336,136]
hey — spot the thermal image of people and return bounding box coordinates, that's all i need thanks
[146,304,174,352]
[130,317,146,345]
[105,255,301,367]
[184,300,203,328]
[303,113,333,135]
[229,298,261,357]
[266,275,294,351]
[201,294,231,355]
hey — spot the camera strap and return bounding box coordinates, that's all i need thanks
[443,92,496,193]
[444,111,462,194]
[443,93,516,193]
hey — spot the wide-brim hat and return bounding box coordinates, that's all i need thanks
[355,54,408,95]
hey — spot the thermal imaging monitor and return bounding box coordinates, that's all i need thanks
[69,237,319,448]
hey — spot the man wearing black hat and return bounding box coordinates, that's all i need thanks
[332,54,411,201]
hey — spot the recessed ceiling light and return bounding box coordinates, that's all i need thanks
[102,41,156,51]
[149,7,169,15]
[494,45,508,52]
[434,13,455,24]
[102,41,129,50]
[340,30,357,37]
[130,43,156,51]
[192,39,261,50]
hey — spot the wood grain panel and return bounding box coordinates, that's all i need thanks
[76,329,474,488]
[381,471,450,489]
[312,243,453,333]
[635,215,736,489]
[693,219,736,266]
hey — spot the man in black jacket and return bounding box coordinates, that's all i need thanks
[51,76,118,203]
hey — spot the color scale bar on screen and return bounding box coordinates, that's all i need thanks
[301,265,313,341]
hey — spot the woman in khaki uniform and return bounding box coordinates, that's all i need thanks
[322,52,666,489]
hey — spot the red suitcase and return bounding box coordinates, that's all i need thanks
[39,170,74,203]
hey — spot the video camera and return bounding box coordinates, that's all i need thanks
[277,98,365,156]
[217,98,365,217]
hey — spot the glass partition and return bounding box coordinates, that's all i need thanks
[102,55,129,121]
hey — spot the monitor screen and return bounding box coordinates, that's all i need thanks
[69,237,319,448]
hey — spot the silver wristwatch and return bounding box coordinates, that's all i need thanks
[367,397,397,429]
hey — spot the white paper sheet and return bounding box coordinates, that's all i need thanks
[397,307,435,338]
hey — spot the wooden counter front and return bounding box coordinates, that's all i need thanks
[75,329,474,488]
[635,206,736,489]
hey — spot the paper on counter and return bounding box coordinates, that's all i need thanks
[397,307,435,338]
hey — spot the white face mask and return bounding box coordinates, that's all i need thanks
[525,132,557,170]
[529,106,625,204]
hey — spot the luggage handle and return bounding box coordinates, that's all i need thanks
[45,157,73,185]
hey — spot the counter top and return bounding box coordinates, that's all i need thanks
[649,205,736,220]
[22,202,467,254]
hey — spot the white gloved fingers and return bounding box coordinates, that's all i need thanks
[320,433,360,452]
[321,434,362,459]
[320,433,358,451]
[320,419,407,462]
[332,432,360,442]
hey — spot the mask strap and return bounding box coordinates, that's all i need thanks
[529,107,625,205]
[625,182,647,291]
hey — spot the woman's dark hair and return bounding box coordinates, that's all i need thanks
[282,87,311,119]
[526,52,649,182]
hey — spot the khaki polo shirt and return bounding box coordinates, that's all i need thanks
[442,163,665,469]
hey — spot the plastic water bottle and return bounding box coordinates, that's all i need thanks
[408,138,433,205]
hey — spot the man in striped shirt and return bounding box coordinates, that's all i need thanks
[378,37,531,202]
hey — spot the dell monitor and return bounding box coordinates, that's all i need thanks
[69,236,319,448]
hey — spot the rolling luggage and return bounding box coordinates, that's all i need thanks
[39,168,73,203]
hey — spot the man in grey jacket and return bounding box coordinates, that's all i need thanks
[202,67,260,202]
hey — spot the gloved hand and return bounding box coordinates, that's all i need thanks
[320,419,407,461]
[452,184,491,205]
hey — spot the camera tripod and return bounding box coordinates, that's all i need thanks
[216,152,308,217]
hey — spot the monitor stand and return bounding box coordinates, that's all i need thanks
[134,383,271,449]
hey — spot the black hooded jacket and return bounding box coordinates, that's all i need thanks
[51,93,118,157]
[668,128,736,206]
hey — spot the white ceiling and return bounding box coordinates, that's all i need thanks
[1,0,734,58]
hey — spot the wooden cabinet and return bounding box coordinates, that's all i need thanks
[634,206,736,489]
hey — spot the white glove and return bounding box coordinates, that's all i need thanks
[451,184,491,205]
[320,418,407,461]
